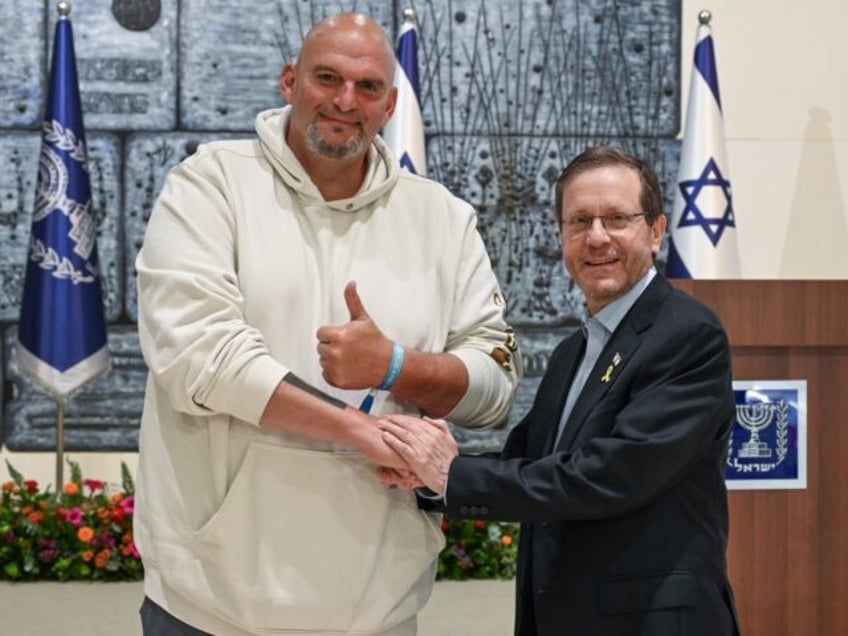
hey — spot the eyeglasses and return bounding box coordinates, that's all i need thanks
[560,212,648,237]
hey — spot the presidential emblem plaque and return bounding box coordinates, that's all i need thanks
[726,380,807,490]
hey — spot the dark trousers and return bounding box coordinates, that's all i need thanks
[140,597,213,635]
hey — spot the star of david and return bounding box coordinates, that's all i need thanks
[677,157,735,247]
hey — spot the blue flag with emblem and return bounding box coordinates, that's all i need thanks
[666,11,740,278]
[382,8,427,176]
[17,5,110,397]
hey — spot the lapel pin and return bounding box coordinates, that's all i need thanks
[601,352,623,383]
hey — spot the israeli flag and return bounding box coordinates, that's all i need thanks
[666,12,741,278]
[382,9,427,176]
[17,6,110,397]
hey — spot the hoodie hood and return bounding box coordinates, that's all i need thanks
[254,106,400,213]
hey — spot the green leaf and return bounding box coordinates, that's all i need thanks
[4,561,20,579]
[120,462,135,494]
[68,460,83,486]
[5,461,24,487]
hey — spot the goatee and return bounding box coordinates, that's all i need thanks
[306,122,366,159]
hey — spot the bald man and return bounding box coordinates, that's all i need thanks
[134,12,520,635]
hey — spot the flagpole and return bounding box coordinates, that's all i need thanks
[54,0,70,493]
[55,399,65,490]
[49,0,71,494]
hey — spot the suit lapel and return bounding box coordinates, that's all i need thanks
[534,333,585,456]
[554,275,674,452]
[555,327,641,450]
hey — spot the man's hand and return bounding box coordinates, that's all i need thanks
[317,281,392,389]
[350,411,411,470]
[380,415,459,495]
[376,467,425,490]
[359,439,410,470]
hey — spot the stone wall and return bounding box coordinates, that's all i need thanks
[0,0,682,453]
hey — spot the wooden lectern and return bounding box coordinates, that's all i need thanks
[671,280,848,636]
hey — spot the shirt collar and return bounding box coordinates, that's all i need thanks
[590,267,657,336]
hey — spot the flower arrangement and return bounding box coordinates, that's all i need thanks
[0,461,142,581]
[436,517,519,580]
[1,461,518,582]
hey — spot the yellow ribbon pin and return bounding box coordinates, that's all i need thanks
[601,352,623,382]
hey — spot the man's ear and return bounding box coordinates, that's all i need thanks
[279,64,296,101]
[381,86,398,127]
[651,213,668,256]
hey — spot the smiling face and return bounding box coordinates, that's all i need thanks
[559,163,666,315]
[280,13,397,166]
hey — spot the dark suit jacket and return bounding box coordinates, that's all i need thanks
[446,275,740,635]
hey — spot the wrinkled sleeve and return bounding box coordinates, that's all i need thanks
[135,151,287,425]
[446,318,733,522]
[443,205,522,429]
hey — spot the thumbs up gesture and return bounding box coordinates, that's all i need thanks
[316,281,393,389]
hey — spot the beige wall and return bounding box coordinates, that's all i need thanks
[1,450,138,489]
[682,0,848,278]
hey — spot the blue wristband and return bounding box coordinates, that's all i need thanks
[378,342,405,391]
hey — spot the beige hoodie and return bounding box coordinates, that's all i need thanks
[134,106,520,634]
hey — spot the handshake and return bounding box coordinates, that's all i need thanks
[373,415,460,497]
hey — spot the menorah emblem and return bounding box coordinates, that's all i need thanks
[736,402,775,458]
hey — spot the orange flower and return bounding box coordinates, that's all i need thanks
[94,549,112,569]
[109,492,124,505]
[38,500,50,511]
[21,505,33,516]
[63,482,80,496]
[77,526,95,544]
[27,511,44,524]
[475,520,486,530]
[82,550,94,562]
[97,507,110,520]
[501,535,513,546]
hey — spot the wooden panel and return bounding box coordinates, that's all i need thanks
[674,280,848,636]
[671,280,848,347]
[729,348,848,636]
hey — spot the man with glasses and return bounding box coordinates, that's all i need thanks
[381,146,741,635]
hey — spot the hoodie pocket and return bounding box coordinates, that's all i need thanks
[188,441,444,632]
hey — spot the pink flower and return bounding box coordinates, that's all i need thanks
[37,549,59,564]
[119,495,134,515]
[65,507,84,526]
[83,478,105,492]
[127,540,141,560]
